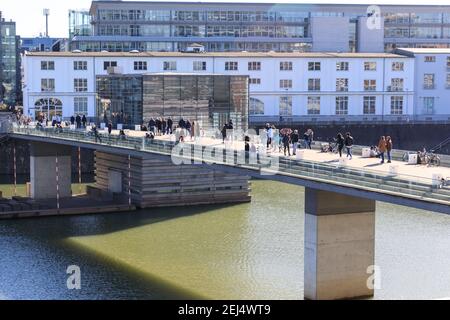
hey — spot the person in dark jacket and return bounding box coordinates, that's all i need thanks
[148,118,156,133]
[119,129,126,140]
[155,118,162,135]
[186,120,192,138]
[81,115,87,128]
[244,135,250,162]
[70,115,75,125]
[167,117,173,134]
[91,125,102,143]
[336,133,345,157]
[75,114,81,128]
[344,132,354,160]
[282,134,291,156]
[291,130,299,155]
[179,118,186,129]
[107,122,112,135]
[161,118,167,135]
[221,123,228,143]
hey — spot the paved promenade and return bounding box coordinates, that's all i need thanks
[118,130,450,185]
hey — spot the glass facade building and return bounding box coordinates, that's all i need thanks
[69,2,450,53]
[96,73,249,131]
[69,10,92,39]
[0,12,20,106]
[96,74,143,127]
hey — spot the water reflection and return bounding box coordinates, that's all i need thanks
[0,180,449,300]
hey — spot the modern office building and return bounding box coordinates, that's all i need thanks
[97,72,249,130]
[0,11,21,106]
[69,1,450,53]
[23,50,425,125]
[69,9,92,39]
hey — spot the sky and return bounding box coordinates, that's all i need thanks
[1,0,450,38]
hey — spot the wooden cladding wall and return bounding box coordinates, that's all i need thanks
[95,151,251,208]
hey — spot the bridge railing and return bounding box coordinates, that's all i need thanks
[10,125,450,206]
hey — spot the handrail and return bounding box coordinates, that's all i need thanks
[430,137,450,153]
[9,125,450,207]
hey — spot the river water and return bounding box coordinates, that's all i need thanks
[0,179,449,300]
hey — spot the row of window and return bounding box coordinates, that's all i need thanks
[251,96,405,116]
[41,78,88,92]
[96,9,450,24]
[39,76,407,93]
[384,12,450,24]
[226,61,398,72]
[424,56,450,69]
[40,60,407,72]
[422,73,450,89]
[385,27,450,39]
[98,24,307,38]
[72,40,310,53]
[249,78,403,91]
[96,9,310,23]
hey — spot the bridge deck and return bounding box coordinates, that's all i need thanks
[8,126,450,214]
[125,131,450,185]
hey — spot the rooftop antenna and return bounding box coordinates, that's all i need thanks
[43,8,50,37]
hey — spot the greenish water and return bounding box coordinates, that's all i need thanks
[0,180,449,300]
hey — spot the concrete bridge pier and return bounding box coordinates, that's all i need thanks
[304,188,376,300]
[30,142,72,199]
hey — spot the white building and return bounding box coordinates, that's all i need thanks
[396,48,450,122]
[23,51,417,123]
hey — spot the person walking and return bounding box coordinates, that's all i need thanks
[244,135,250,163]
[162,118,167,135]
[167,117,173,134]
[186,120,192,140]
[221,123,228,143]
[344,132,354,160]
[291,130,299,156]
[306,129,314,149]
[282,133,291,156]
[267,124,274,149]
[179,118,186,129]
[149,118,156,134]
[336,133,345,157]
[156,117,162,136]
[81,115,87,128]
[70,115,75,126]
[75,114,81,129]
[91,125,102,143]
[386,136,393,163]
[108,122,112,135]
[378,136,387,164]
[228,120,234,143]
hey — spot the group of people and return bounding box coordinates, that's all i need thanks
[330,133,393,163]
[334,132,355,159]
[376,136,394,164]
[147,117,173,136]
[263,123,315,156]
[69,114,88,129]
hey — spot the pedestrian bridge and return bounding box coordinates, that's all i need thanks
[4,124,450,300]
[7,125,450,215]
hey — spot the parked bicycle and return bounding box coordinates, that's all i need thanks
[424,151,441,166]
